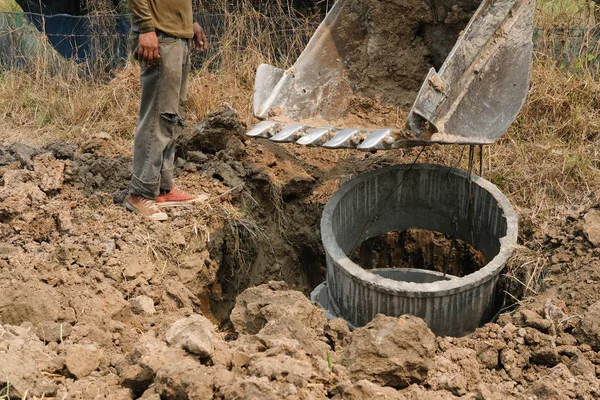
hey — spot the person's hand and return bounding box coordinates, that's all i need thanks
[193,22,208,51]
[139,31,159,65]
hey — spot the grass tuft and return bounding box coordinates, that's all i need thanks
[0,0,20,12]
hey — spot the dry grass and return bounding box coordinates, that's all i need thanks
[0,0,20,12]
[536,0,597,27]
[0,0,314,147]
[186,3,315,125]
[0,63,140,145]
[489,55,600,220]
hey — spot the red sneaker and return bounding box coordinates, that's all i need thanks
[156,188,208,207]
[123,195,168,221]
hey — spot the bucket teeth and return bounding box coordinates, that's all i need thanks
[246,122,402,151]
[270,124,307,142]
[246,121,279,138]
[358,129,395,150]
[323,128,361,149]
[296,127,333,146]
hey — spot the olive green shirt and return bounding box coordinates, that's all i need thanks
[128,0,194,39]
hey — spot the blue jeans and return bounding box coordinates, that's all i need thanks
[128,31,191,199]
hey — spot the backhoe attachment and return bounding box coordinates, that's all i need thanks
[248,0,535,150]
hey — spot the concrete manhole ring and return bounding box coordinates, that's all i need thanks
[311,164,518,336]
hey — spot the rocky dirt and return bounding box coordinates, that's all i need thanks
[1,105,600,399]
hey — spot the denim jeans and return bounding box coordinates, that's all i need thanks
[128,31,191,199]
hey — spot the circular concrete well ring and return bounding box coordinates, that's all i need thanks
[316,163,518,337]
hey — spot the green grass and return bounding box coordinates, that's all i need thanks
[0,0,21,12]
[538,0,590,13]
[536,0,597,27]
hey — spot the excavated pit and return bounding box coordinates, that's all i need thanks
[311,164,518,337]
[352,229,488,278]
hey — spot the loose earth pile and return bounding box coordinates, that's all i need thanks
[0,106,600,399]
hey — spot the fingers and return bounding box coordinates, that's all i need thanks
[193,25,209,52]
[141,47,149,64]
[195,38,205,52]
[200,30,208,51]
[139,32,159,66]
[140,45,152,65]
[143,44,159,66]
[141,46,157,65]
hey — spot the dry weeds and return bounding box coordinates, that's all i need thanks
[0,0,20,12]
[536,0,598,27]
[493,56,600,219]
[0,0,315,148]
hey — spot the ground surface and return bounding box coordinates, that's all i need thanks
[1,105,600,400]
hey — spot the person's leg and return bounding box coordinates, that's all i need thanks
[154,39,208,207]
[159,38,191,193]
[125,32,189,220]
[129,33,187,200]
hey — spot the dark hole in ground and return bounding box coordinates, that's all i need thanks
[212,173,225,182]
[298,243,326,289]
[351,229,488,278]
[348,228,522,326]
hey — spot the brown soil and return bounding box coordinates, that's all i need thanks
[352,229,488,278]
[1,105,600,399]
[270,96,410,131]
[338,0,482,110]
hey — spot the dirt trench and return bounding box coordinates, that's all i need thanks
[1,105,336,324]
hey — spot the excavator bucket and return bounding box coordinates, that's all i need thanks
[248,0,535,149]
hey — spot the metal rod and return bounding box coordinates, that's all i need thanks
[467,145,476,248]
[479,144,484,177]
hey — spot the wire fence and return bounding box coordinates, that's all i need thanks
[1,11,600,76]
[0,11,318,74]
[534,26,600,73]
[0,12,131,72]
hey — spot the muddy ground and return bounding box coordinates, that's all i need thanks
[1,105,600,399]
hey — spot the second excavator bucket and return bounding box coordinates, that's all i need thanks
[249,0,535,150]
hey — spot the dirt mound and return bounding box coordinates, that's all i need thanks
[1,105,600,398]
[0,105,335,398]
